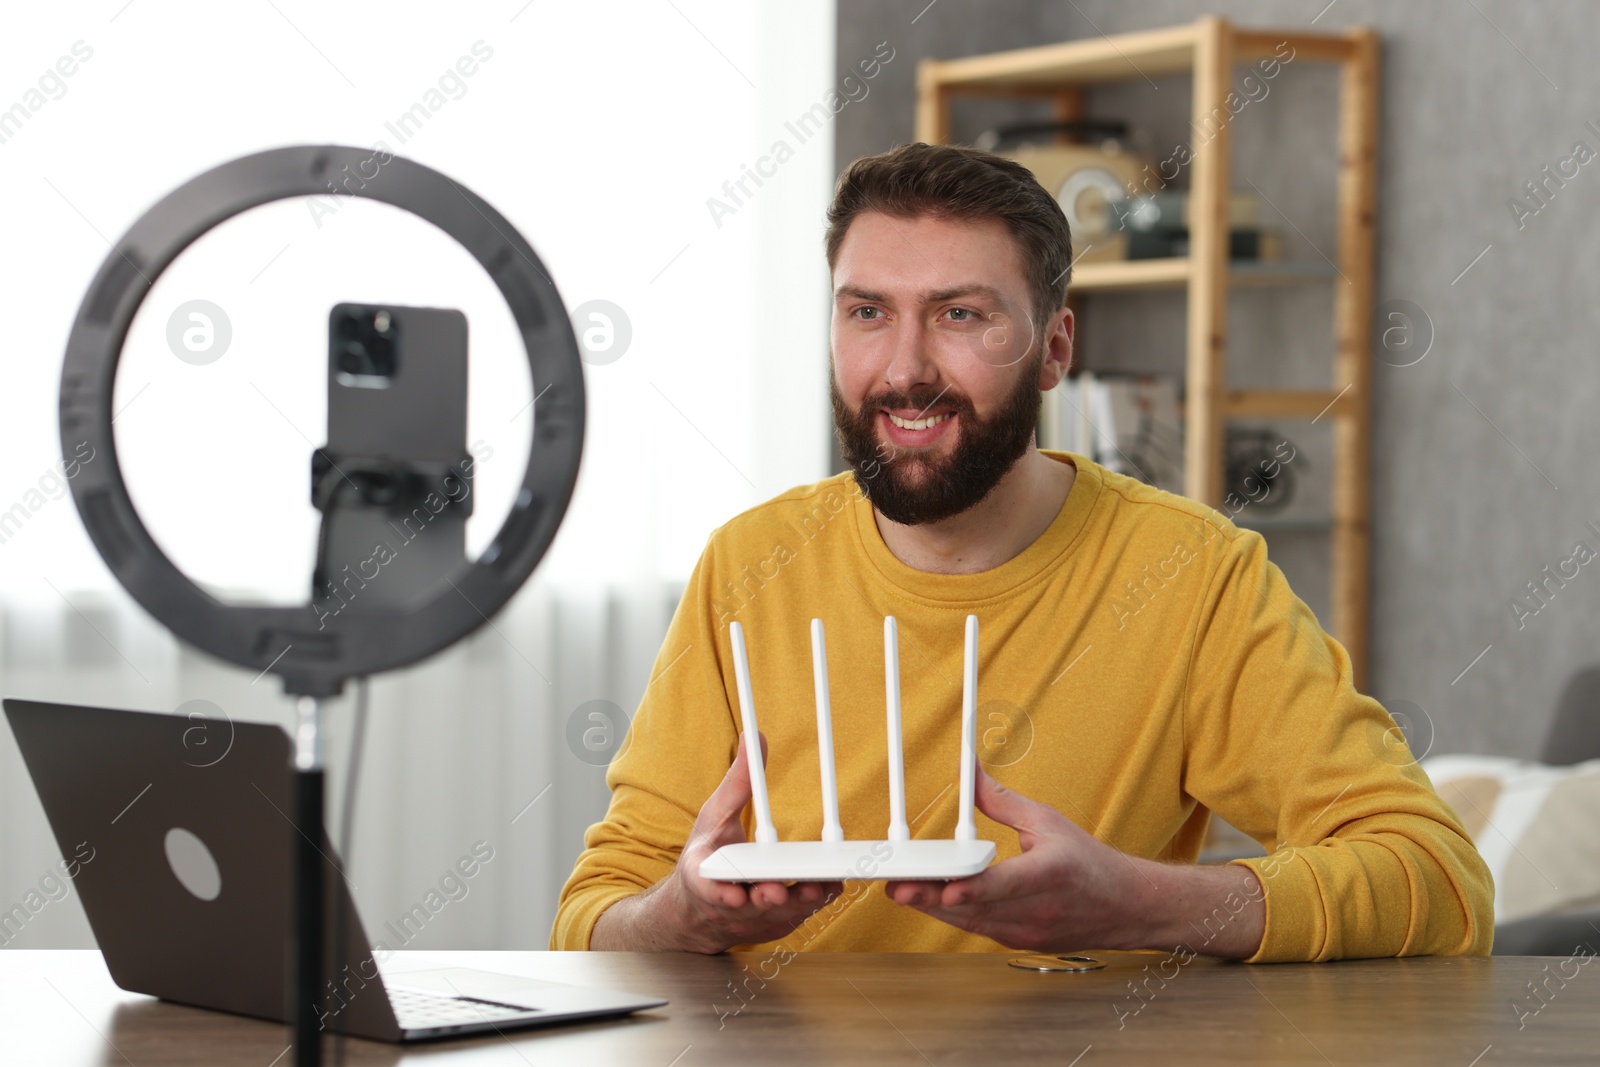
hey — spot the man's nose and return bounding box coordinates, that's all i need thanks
[884,318,940,395]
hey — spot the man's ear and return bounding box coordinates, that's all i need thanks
[1037,305,1075,390]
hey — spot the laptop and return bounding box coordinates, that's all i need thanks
[3,698,667,1042]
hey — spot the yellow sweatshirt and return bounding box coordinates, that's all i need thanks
[551,451,1493,962]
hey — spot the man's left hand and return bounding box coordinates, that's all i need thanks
[883,767,1266,958]
[883,766,1144,952]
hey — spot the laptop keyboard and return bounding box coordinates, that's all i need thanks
[388,987,539,1030]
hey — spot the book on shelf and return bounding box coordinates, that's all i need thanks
[1043,371,1184,495]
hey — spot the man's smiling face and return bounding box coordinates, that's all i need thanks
[829,211,1066,526]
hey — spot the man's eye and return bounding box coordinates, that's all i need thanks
[854,307,880,321]
[947,307,976,322]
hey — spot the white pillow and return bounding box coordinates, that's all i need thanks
[1421,754,1600,924]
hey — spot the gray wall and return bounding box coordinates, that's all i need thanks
[834,0,1600,760]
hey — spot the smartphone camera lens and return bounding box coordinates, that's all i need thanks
[335,308,398,386]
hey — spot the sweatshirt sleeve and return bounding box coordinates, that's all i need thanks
[1180,525,1494,962]
[549,538,740,950]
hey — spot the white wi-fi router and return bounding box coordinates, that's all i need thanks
[698,614,997,882]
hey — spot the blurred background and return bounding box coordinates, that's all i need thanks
[3,0,1597,953]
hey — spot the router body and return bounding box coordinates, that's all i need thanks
[699,615,997,883]
[697,839,994,881]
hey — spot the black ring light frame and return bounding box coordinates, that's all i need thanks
[59,145,585,699]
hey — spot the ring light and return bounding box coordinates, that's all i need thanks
[58,145,585,697]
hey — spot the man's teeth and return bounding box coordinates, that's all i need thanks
[887,412,953,431]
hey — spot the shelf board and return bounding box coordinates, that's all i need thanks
[927,24,1200,89]
[924,24,1358,92]
[1070,257,1340,293]
[1234,31,1359,65]
[1235,514,1334,532]
[1071,258,1189,291]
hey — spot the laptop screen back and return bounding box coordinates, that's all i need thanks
[4,699,398,1039]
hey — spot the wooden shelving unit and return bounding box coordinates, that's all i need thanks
[914,16,1378,686]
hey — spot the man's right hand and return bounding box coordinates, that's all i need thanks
[589,734,845,953]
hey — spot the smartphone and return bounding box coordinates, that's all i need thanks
[312,302,471,615]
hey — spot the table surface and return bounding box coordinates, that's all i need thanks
[2,949,1594,1065]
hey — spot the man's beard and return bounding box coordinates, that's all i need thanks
[830,352,1043,526]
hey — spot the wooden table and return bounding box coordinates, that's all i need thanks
[2,949,1594,1065]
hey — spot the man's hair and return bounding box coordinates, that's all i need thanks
[824,142,1074,336]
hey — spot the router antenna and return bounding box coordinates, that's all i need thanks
[698,615,998,885]
[729,621,778,844]
[811,619,844,843]
[884,616,910,843]
[956,614,979,842]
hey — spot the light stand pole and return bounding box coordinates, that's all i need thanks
[292,696,326,1062]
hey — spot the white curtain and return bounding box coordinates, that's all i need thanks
[0,1,834,949]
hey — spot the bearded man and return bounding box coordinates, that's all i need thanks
[552,142,1492,963]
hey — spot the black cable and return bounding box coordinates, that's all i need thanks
[331,676,370,1067]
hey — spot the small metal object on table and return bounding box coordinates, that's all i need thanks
[1008,954,1107,972]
